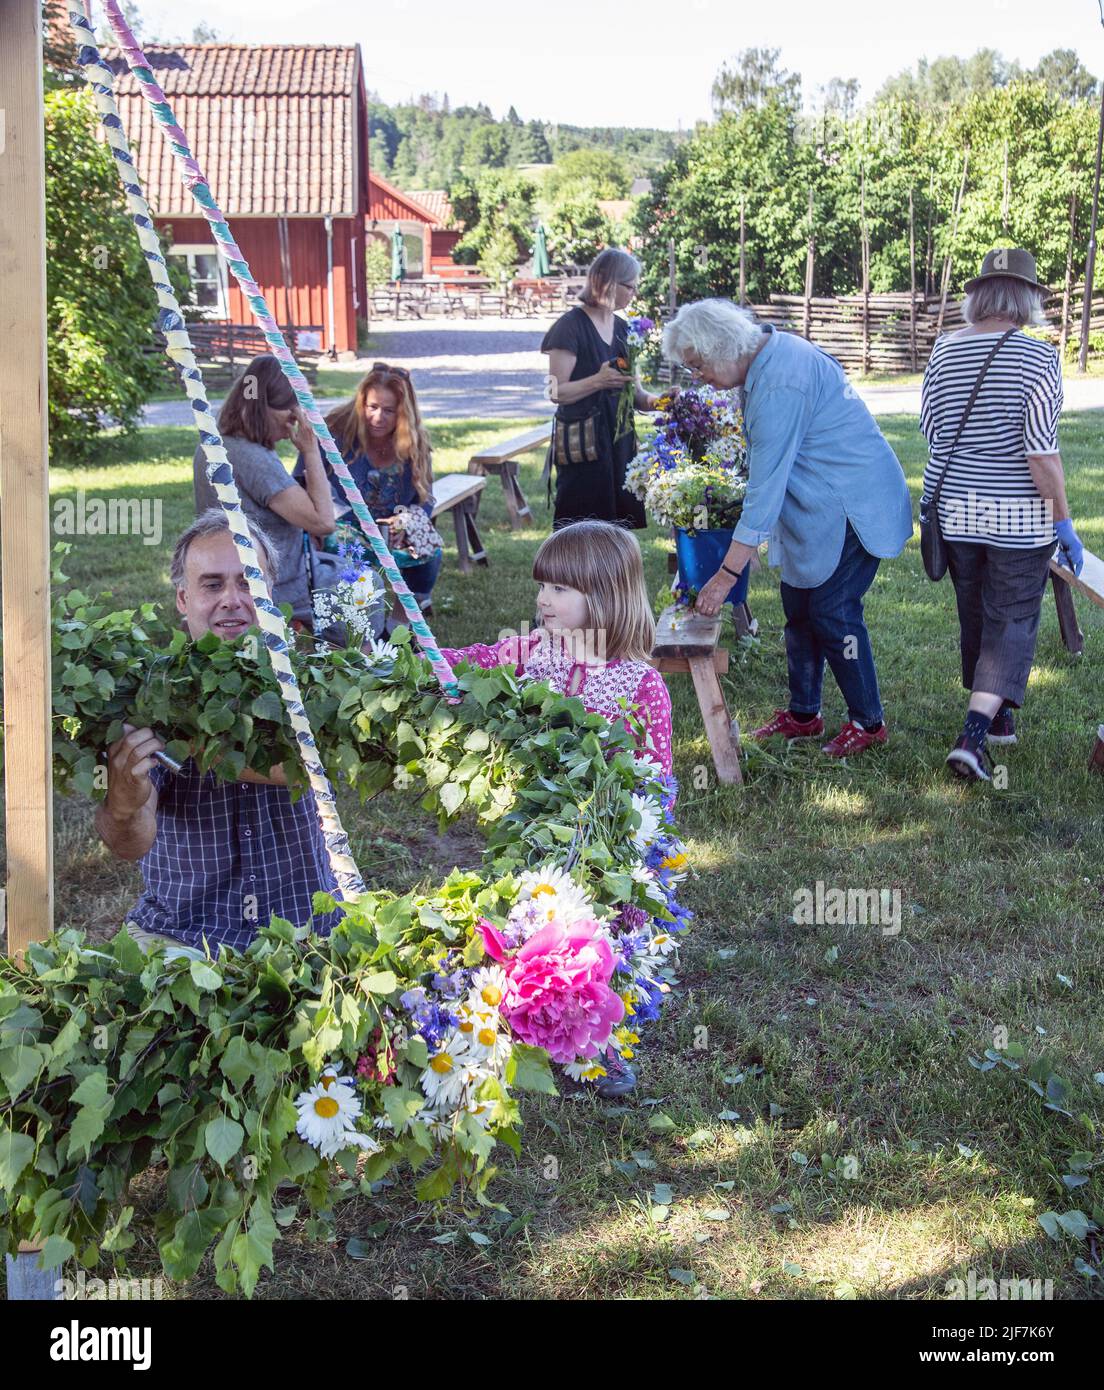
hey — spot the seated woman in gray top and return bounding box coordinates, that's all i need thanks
[193,353,335,623]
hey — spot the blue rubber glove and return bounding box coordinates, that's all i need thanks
[1055,518,1085,577]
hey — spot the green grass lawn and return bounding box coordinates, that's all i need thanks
[12,412,1104,1300]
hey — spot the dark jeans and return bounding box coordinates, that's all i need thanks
[945,538,1056,707]
[396,547,442,600]
[781,522,884,726]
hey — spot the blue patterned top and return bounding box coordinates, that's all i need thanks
[294,436,435,523]
[126,760,341,954]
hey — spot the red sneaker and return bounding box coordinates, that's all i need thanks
[821,721,888,758]
[750,708,825,741]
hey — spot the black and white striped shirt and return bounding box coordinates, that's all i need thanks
[920,330,1062,548]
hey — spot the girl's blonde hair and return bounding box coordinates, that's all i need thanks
[533,520,655,662]
[325,364,433,502]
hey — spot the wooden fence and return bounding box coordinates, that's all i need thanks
[744,284,1104,374]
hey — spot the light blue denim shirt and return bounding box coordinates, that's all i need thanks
[733,326,914,588]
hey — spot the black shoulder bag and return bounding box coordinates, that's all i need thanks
[920,328,1015,581]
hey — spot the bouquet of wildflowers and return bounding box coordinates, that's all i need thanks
[614,314,661,440]
[625,386,749,532]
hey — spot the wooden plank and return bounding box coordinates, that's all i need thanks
[469,423,552,465]
[1051,573,1084,655]
[651,651,729,674]
[687,655,743,785]
[652,604,722,659]
[431,473,486,514]
[0,0,53,964]
[1049,548,1104,610]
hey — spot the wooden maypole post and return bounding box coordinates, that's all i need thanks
[1,0,60,1303]
[1,0,54,965]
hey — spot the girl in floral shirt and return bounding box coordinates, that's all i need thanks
[441,519,671,776]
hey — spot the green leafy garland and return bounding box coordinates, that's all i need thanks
[1,554,687,1295]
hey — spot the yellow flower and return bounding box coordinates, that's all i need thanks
[430,1052,453,1074]
[660,851,688,871]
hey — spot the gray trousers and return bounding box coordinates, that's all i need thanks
[945,539,1056,707]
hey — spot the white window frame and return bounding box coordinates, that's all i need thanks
[167,243,230,318]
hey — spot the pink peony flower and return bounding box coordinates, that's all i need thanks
[488,918,624,1064]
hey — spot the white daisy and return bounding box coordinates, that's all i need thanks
[363,636,399,665]
[419,1038,474,1111]
[294,1075,366,1159]
[515,866,593,924]
[646,930,679,958]
[563,1059,608,1083]
[470,965,508,1011]
[415,1109,455,1141]
[630,793,663,852]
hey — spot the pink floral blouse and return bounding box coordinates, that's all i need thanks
[441,632,673,775]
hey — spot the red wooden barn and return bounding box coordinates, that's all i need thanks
[103,43,370,355]
[367,174,463,278]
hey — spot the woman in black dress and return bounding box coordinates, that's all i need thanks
[542,249,662,529]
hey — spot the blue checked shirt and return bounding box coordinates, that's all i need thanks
[127,760,341,953]
[734,325,914,587]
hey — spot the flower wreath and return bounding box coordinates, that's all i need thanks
[0,571,691,1296]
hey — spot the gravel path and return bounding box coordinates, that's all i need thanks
[140,316,1104,426]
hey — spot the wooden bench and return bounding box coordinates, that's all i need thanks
[467,422,551,529]
[431,472,488,574]
[650,604,742,785]
[154,320,322,389]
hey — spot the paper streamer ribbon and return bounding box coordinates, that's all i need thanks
[98,0,459,697]
[68,9,365,899]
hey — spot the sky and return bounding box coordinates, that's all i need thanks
[130,0,1104,129]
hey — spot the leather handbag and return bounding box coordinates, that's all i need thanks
[920,328,1016,581]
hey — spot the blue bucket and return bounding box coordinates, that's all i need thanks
[674,527,750,605]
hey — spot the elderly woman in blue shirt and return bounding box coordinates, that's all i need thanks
[663,299,913,758]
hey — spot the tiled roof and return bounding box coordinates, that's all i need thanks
[100,44,362,217]
[408,190,454,226]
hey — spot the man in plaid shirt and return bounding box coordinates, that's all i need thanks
[96,510,340,957]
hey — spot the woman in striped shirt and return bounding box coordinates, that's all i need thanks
[920,248,1085,781]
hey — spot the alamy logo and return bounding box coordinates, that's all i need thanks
[944,1268,1053,1300]
[53,491,162,546]
[792,881,901,935]
[49,1320,152,1369]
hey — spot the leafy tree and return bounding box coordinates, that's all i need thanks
[545,148,630,199]
[464,124,511,169]
[712,47,801,116]
[544,189,615,269]
[448,169,537,270]
[45,87,166,460]
[1033,48,1098,104]
[877,49,1023,107]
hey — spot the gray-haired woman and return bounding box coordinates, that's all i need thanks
[663,298,913,759]
[542,249,662,529]
[920,248,1085,782]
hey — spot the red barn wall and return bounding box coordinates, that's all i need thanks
[162,216,360,354]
